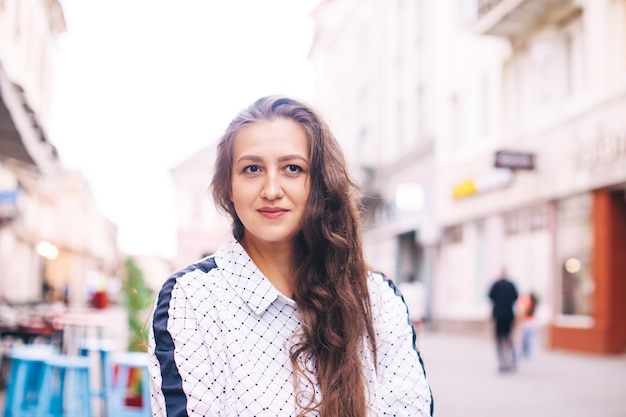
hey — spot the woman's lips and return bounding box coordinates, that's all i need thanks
[258,207,288,219]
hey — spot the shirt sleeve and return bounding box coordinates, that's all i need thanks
[148,274,226,417]
[371,273,433,417]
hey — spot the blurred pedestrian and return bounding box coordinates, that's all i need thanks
[488,268,519,373]
[148,95,433,416]
[517,291,539,362]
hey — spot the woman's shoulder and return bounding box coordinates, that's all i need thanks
[163,237,243,290]
[156,256,226,300]
[367,270,401,291]
[367,271,406,307]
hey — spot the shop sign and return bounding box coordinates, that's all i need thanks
[452,168,513,199]
[494,150,535,170]
[571,125,626,170]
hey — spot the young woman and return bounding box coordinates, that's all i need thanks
[148,95,433,416]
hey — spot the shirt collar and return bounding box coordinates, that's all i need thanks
[214,236,293,315]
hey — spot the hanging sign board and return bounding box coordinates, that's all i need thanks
[494,150,535,170]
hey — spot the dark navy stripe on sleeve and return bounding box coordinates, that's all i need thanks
[381,273,435,416]
[152,258,217,417]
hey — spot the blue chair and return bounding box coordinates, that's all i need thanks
[37,353,93,417]
[78,338,118,416]
[108,351,151,417]
[3,344,57,417]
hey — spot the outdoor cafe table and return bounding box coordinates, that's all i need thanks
[51,308,111,354]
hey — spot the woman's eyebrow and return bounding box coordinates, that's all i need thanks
[278,155,309,163]
[236,155,309,164]
[236,155,263,164]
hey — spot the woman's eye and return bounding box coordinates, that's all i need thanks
[243,165,260,173]
[286,165,302,173]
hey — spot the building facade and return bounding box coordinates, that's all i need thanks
[310,0,439,320]
[310,0,626,354]
[170,144,231,271]
[0,0,120,307]
[458,0,626,354]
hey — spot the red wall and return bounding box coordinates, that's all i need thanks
[550,190,626,355]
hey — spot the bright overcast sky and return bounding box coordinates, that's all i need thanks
[50,0,318,258]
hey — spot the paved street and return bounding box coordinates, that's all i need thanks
[419,330,626,417]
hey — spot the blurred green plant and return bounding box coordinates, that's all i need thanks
[122,258,154,352]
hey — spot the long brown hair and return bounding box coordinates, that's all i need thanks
[211,95,377,416]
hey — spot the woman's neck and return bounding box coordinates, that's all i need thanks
[240,236,297,298]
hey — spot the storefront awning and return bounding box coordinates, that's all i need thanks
[0,87,37,167]
[0,64,58,174]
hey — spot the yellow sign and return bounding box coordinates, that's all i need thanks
[452,180,477,199]
[452,168,514,199]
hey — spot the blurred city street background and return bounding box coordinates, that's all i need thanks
[1,0,626,415]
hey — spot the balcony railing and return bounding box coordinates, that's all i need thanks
[473,0,575,39]
[477,0,504,18]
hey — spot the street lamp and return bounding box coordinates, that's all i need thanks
[36,241,58,301]
[36,241,59,260]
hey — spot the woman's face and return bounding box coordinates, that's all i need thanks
[230,118,311,247]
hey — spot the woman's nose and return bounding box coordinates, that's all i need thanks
[261,173,284,200]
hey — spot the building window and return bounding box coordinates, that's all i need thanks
[556,193,593,317]
[505,205,548,235]
[459,0,478,23]
[504,212,519,235]
[453,73,489,158]
[445,225,463,244]
[621,0,626,68]
[14,0,21,38]
[417,84,426,136]
[396,98,405,148]
[530,205,548,231]
[562,10,585,98]
[509,9,585,131]
[191,190,203,224]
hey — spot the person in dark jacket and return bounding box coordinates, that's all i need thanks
[488,269,519,373]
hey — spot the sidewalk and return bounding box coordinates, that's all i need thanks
[419,330,626,417]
